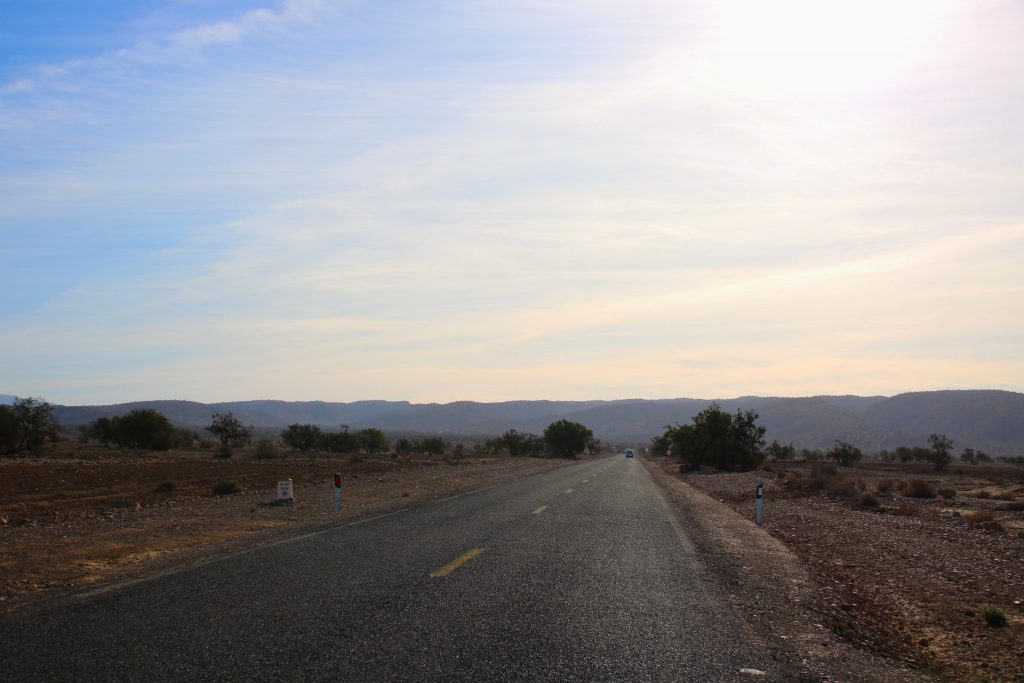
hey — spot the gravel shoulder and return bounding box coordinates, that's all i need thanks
[646,456,1024,682]
[643,456,927,683]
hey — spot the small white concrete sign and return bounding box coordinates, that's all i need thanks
[277,478,294,501]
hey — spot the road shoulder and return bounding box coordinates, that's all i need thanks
[642,457,926,683]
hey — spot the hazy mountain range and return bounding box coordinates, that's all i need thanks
[19,389,1023,456]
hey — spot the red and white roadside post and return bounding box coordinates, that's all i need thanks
[333,472,342,512]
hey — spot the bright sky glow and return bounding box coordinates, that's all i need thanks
[2,0,1023,404]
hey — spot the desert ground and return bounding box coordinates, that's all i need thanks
[0,443,569,610]
[658,458,1024,682]
[3,443,1023,681]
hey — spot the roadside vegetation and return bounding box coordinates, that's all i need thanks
[653,402,766,471]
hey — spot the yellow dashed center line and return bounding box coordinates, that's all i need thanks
[533,505,548,515]
[431,548,484,578]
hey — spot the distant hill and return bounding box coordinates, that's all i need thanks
[37,390,1024,456]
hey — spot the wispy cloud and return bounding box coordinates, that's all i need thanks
[2,0,1023,403]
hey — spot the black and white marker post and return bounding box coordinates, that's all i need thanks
[333,472,342,513]
[755,482,764,526]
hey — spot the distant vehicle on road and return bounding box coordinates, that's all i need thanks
[624,448,635,458]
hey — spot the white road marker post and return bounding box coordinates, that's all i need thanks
[333,472,342,513]
[755,482,764,526]
[277,478,294,503]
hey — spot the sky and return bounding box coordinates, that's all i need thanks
[2,0,1023,405]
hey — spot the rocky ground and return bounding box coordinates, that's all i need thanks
[658,458,1024,682]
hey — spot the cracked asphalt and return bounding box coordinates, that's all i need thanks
[0,455,779,681]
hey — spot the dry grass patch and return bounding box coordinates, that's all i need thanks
[903,479,936,499]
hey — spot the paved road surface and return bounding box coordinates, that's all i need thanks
[1,456,776,681]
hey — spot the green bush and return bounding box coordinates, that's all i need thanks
[155,481,176,492]
[212,481,242,496]
[982,606,1008,627]
[281,424,323,452]
[663,403,766,471]
[543,420,593,459]
[86,409,180,451]
[415,436,447,456]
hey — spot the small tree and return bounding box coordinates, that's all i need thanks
[496,429,544,457]
[356,428,389,456]
[85,416,116,447]
[827,440,863,466]
[281,424,323,452]
[663,403,766,471]
[7,397,60,454]
[207,413,252,449]
[767,440,796,460]
[415,436,446,456]
[543,419,593,459]
[322,425,358,453]
[0,405,20,454]
[928,433,954,472]
[586,436,602,456]
[103,409,180,450]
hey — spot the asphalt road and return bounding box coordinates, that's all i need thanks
[0,456,776,681]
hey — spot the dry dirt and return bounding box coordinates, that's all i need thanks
[656,458,1024,682]
[0,448,569,612]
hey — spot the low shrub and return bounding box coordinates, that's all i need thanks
[214,443,233,459]
[253,438,279,460]
[825,477,857,498]
[212,481,242,496]
[860,493,880,508]
[778,472,807,498]
[996,501,1024,511]
[894,502,920,516]
[982,606,1008,627]
[811,462,838,477]
[155,481,176,493]
[963,510,994,523]
[975,490,992,499]
[938,488,956,500]
[980,520,1006,533]
[876,479,894,494]
[903,479,936,499]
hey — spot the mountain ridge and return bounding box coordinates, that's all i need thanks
[33,389,1024,456]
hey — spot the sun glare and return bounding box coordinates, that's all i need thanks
[705,0,959,97]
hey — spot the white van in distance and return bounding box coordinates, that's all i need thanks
[624,448,635,458]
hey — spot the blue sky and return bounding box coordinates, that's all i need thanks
[2,0,1023,405]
